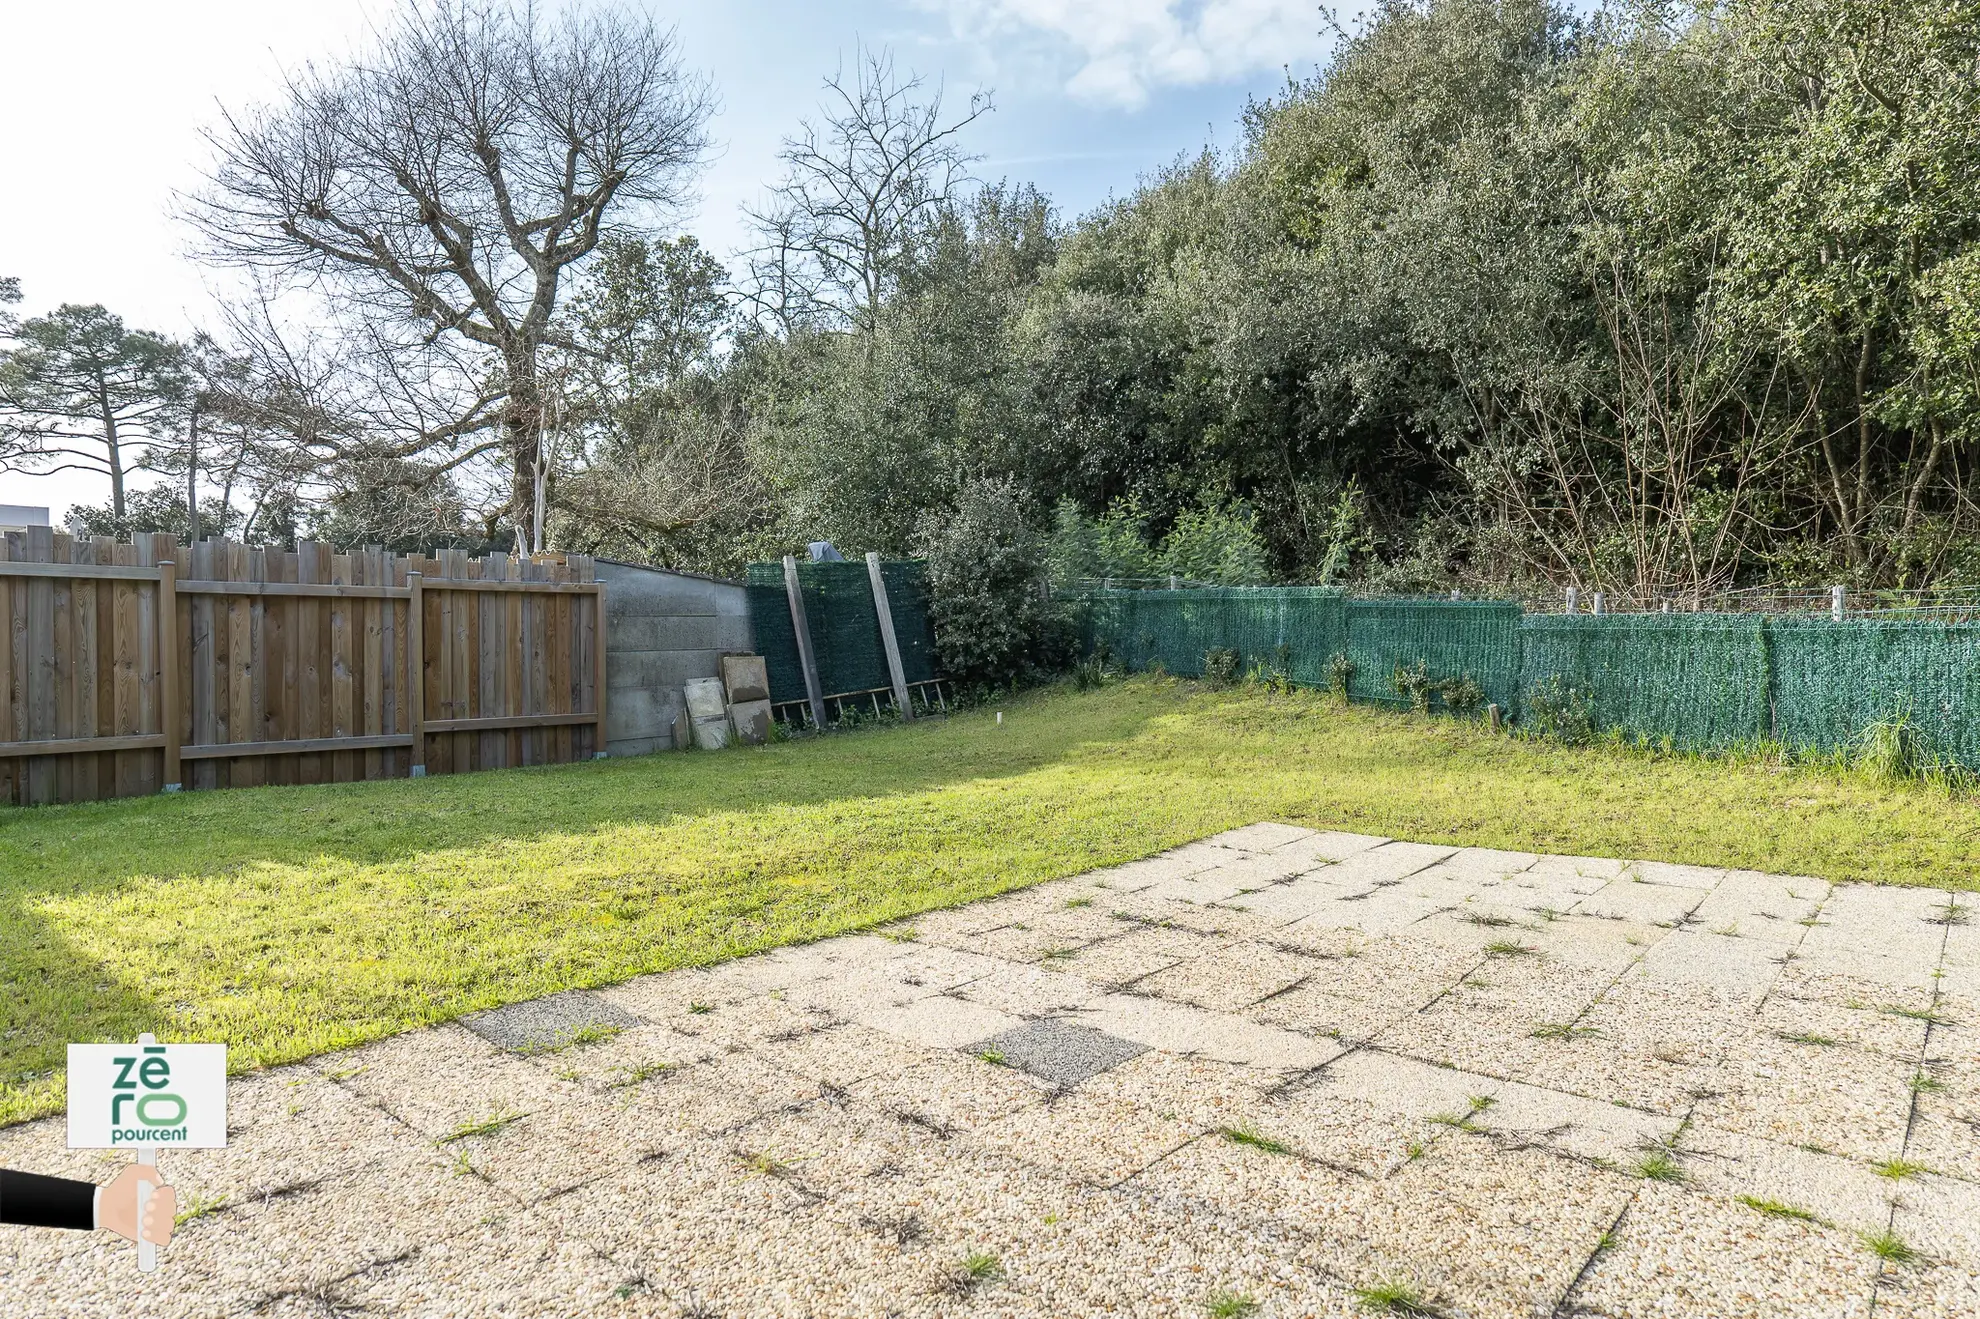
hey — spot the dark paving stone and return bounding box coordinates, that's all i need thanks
[462,990,644,1053]
[971,1018,1147,1088]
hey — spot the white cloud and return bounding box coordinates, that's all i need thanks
[929,0,1330,109]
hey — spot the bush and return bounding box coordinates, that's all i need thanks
[1325,652,1355,700]
[1391,660,1436,714]
[1527,674,1595,745]
[1439,674,1485,715]
[914,478,1071,687]
[1204,647,1242,685]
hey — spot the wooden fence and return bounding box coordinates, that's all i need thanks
[0,529,606,806]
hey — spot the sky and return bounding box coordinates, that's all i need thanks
[0,0,1339,521]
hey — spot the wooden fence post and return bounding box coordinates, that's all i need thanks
[593,580,610,758]
[406,571,426,777]
[865,552,913,721]
[158,560,181,792]
[783,554,828,730]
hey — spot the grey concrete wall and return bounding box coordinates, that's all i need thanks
[598,560,754,756]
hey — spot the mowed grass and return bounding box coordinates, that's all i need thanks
[3,678,1976,1124]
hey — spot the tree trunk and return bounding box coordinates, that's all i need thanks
[506,348,543,550]
[104,417,126,523]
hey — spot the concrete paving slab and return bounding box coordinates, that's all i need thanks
[970,1019,1147,1088]
[1566,1182,1880,1319]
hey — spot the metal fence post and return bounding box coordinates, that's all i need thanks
[865,552,913,721]
[783,555,828,730]
[1565,587,1579,614]
[1592,591,1606,616]
[1832,585,1845,621]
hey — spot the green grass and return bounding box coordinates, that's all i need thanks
[1353,1280,1441,1315]
[1738,1195,1823,1224]
[1216,1123,1295,1155]
[4,678,1978,1125]
[439,1108,525,1143]
[1206,1290,1262,1317]
[1632,1149,1685,1183]
[1860,1230,1920,1264]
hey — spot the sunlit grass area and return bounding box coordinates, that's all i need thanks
[3,676,1974,1124]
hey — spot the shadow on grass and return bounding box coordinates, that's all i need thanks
[0,690,1162,889]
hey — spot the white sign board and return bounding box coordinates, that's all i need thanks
[66,1043,228,1150]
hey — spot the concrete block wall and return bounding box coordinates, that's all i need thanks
[597,560,755,756]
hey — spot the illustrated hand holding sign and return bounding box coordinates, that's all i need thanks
[67,1034,226,1273]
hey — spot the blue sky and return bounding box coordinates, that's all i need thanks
[0,0,1337,514]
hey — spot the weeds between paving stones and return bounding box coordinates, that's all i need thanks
[1874,1158,1929,1180]
[1428,1095,1496,1133]
[1459,912,1518,927]
[440,1108,525,1142]
[1531,1022,1603,1040]
[173,1192,228,1227]
[1861,1230,1920,1264]
[1206,1289,1262,1317]
[1485,940,1538,957]
[1774,1031,1838,1047]
[1633,1148,1685,1182]
[1879,1004,1949,1025]
[688,1001,714,1015]
[977,1049,1010,1067]
[517,1023,625,1055]
[1909,1072,1947,1094]
[1739,1196,1825,1224]
[937,1251,1004,1295]
[1217,1124,1295,1156]
[1066,896,1094,908]
[1354,1280,1442,1315]
[608,1061,672,1088]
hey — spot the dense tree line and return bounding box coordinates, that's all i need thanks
[8,0,1980,613]
[702,0,1980,597]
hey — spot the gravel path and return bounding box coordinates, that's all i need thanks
[3,826,1976,1317]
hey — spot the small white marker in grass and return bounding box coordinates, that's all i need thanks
[996,711,1003,726]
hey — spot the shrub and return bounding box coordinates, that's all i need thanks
[1204,647,1242,685]
[1392,659,1435,713]
[914,478,1071,687]
[1439,674,1485,714]
[1527,674,1595,744]
[1325,651,1355,700]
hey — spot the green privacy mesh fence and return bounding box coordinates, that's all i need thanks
[1772,619,1980,767]
[1346,600,1523,709]
[1519,616,1772,748]
[1076,588,1347,684]
[744,560,939,706]
[1069,588,1980,766]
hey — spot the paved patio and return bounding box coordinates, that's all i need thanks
[3,825,1977,1318]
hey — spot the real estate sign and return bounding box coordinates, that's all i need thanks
[66,1042,227,1149]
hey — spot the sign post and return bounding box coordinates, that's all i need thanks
[67,1034,226,1272]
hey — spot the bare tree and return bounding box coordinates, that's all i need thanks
[185,0,713,546]
[744,45,991,334]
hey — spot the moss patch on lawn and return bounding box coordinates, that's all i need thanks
[2,678,1973,1124]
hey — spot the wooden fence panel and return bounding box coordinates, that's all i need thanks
[0,535,601,806]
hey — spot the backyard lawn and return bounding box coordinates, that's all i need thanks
[2,676,1976,1125]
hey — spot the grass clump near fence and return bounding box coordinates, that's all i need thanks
[1070,588,1980,773]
